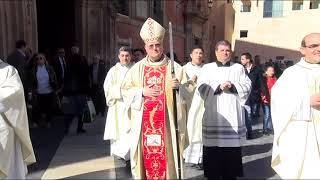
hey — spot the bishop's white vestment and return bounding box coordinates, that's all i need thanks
[103,62,134,160]
[271,58,320,179]
[0,60,36,179]
[121,56,189,179]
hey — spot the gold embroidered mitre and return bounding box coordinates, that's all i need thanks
[140,17,165,44]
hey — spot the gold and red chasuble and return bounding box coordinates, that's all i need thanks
[142,65,167,179]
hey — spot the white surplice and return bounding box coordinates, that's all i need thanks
[0,60,36,179]
[271,58,320,179]
[182,62,204,164]
[103,62,134,160]
[183,62,203,82]
[187,62,251,148]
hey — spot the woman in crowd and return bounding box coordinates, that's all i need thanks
[30,53,58,128]
[260,65,277,135]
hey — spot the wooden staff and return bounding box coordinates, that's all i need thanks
[169,21,181,180]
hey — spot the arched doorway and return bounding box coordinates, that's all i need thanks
[36,0,75,57]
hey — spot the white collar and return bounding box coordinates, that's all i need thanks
[298,57,320,69]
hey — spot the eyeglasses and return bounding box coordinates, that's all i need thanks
[303,43,320,49]
[36,57,44,60]
[147,43,161,49]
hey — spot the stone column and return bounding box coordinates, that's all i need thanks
[184,1,194,61]
[75,0,115,64]
[0,0,37,60]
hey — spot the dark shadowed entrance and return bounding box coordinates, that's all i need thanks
[36,0,75,56]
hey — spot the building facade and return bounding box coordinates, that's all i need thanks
[112,0,216,64]
[225,0,320,63]
[0,0,115,64]
[2,0,319,66]
[0,0,216,66]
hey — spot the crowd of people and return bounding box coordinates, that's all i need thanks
[1,17,320,180]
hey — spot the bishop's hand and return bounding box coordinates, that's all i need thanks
[171,77,180,89]
[143,84,160,97]
[310,93,320,109]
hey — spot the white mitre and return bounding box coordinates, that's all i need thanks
[140,17,165,44]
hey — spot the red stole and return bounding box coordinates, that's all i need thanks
[142,65,167,179]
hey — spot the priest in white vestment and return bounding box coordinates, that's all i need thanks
[188,40,251,179]
[121,18,189,179]
[0,59,36,179]
[182,46,205,111]
[182,47,205,166]
[271,33,320,179]
[103,46,134,161]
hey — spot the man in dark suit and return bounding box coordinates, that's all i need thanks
[240,52,263,139]
[6,40,28,88]
[51,48,67,99]
[63,45,90,134]
[89,55,107,116]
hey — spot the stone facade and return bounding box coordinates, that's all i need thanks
[75,0,114,64]
[0,0,37,60]
[0,0,215,65]
[92,0,216,64]
[208,0,320,63]
[0,0,115,64]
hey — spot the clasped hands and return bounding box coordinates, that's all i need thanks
[143,78,179,97]
[220,81,232,92]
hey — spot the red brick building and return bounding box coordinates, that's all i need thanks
[113,0,216,64]
[0,0,215,66]
[113,0,187,64]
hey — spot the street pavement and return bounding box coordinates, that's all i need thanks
[27,114,280,179]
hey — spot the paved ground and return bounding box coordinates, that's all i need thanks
[27,116,66,179]
[27,114,280,179]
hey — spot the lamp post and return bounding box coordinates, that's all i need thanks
[208,0,214,8]
[205,0,214,17]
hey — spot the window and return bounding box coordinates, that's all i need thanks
[194,38,201,46]
[196,0,201,11]
[263,0,283,18]
[136,0,148,18]
[240,0,251,12]
[292,0,303,10]
[241,4,251,12]
[310,0,320,9]
[112,0,129,16]
[152,0,163,24]
[276,56,284,61]
[240,30,248,38]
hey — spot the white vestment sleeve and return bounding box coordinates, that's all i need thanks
[0,62,36,178]
[196,65,219,100]
[0,68,23,107]
[130,89,144,110]
[0,103,7,112]
[271,69,311,139]
[104,68,122,106]
[121,66,144,112]
[271,67,312,179]
[232,66,252,105]
[187,89,204,143]
[186,66,209,144]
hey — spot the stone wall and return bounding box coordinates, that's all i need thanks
[0,0,37,60]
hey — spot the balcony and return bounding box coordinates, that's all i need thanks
[263,10,283,18]
[185,0,212,22]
